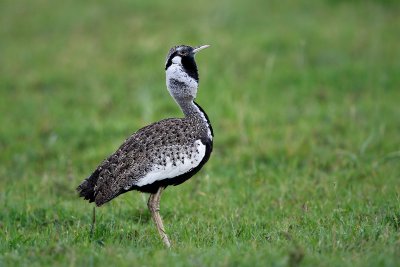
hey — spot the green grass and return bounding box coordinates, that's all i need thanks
[1,0,400,266]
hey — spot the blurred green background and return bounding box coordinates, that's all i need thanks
[1,0,399,266]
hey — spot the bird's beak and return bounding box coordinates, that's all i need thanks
[193,45,210,54]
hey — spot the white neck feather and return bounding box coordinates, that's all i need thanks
[166,57,198,101]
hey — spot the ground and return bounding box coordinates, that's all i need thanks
[0,0,399,266]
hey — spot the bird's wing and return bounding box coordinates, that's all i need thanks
[92,118,199,205]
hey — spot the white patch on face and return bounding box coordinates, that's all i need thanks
[134,140,206,187]
[171,56,182,64]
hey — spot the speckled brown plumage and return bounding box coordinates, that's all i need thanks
[77,103,213,206]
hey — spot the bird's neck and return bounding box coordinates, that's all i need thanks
[166,64,210,126]
[176,98,213,140]
[166,66,201,118]
[175,98,203,118]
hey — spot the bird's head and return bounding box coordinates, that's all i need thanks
[165,44,210,101]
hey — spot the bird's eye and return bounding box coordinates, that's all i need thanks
[179,51,187,56]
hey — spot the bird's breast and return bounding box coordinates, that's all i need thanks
[131,139,207,188]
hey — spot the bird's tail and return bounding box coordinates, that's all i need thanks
[76,169,100,204]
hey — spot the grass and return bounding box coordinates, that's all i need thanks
[1,0,400,266]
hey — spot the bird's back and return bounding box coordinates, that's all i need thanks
[77,114,213,206]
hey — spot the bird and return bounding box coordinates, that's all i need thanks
[76,44,213,247]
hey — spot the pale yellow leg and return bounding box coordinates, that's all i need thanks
[147,186,171,248]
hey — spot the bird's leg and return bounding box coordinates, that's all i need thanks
[147,186,171,248]
[90,206,96,238]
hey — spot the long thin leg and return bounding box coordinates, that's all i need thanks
[90,206,96,238]
[148,186,171,248]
